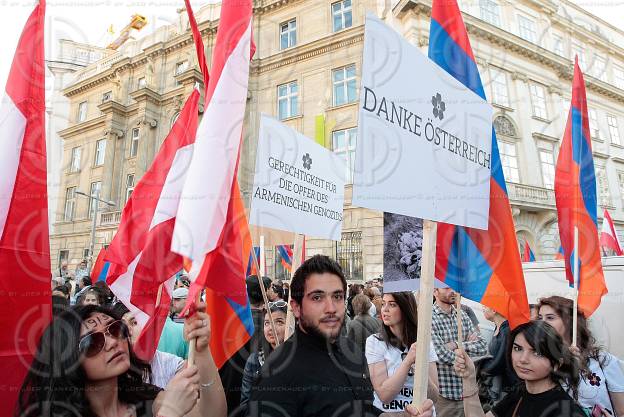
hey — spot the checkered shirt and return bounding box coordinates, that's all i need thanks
[431,303,487,401]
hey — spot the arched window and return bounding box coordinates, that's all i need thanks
[170,112,180,129]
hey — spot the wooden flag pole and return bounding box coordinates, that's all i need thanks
[572,226,579,347]
[250,243,280,347]
[411,220,437,407]
[260,235,266,276]
[285,234,305,339]
[456,293,463,349]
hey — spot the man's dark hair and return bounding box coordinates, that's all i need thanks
[52,285,70,298]
[290,255,347,305]
[246,275,272,305]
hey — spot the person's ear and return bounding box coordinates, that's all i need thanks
[290,299,301,319]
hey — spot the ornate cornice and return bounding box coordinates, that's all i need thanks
[129,87,164,106]
[252,27,364,74]
[58,116,106,140]
[532,132,559,143]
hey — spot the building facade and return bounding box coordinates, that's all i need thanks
[50,0,624,282]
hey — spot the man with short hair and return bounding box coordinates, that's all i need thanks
[431,287,487,417]
[247,255,434,417]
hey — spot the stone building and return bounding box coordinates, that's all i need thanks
[50,0,624,282]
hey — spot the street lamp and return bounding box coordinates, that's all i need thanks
[75,190,115,271]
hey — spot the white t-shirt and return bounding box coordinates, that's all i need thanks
[365,334,438,413]
[150,350,184,389]
[576,352,624,414]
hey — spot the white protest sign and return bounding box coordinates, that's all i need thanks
[249,115,346,241]
[353,15,493,230]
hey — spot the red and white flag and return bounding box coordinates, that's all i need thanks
[104,1,211,361]
[0,0,51,413]
[600,209,623,256]
[172,0,255,312]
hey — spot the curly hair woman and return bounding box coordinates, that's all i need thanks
[16,303,226,417]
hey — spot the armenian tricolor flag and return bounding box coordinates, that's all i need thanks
[522,240,536,262]
[430,0,530,328]
[276,244,293,272]
[246,246,260,276]
[90,247,111,283]
[554,58,607,317]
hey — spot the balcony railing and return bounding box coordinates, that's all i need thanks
[506,182,555,208]
[100,210,122,226]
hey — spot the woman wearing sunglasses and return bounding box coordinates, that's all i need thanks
[240,300,288,409]
[16,303,226,417]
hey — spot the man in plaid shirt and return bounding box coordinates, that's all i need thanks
[431,288,487,417]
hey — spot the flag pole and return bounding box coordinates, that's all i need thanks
[456,293,463,349]
[188,291,201,367]
[285,234,305,339]
[260,235,266,276]
[250,244,280,347]
[411,220,437,407]
[572,226,579,347]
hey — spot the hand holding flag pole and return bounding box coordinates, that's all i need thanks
[572,226,579,347]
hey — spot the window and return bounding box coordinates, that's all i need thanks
[102,91,112,103]
[94,139,106,166]
[280,19,297,50]
[588,108,601,140]
[607,115,621,145]
[619,172,624,206]
[64,187,76,221]
[332,128,357,183]
[332,64,357,106]
[126,174,135,203]
[332,0,352,32]
[552,34,565,57]
[593,56,607,82]
[530,83,547,119]
[88,181,102,218]
[493,115,517,138]
[77,101,87,122]
[83,248,90,259]
[130,128,140,157]
[70,147,81,173]
[596,167,611,207]
[171,112,181,128]
[138,77,146,89]
[517,15,536,43]
[58,250,69,265]
[175,61,189,76]
[572,41,585,70]
[614,66,624,90]
[539,150,555,188]
[336,231,362,281]
[499,141,520,182]
[277,81,298,120]
[490,68,510,107]
[479,0,500,27]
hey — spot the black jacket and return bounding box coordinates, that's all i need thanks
[248,327,380,417]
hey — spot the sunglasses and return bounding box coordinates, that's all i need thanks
[268,300,287,308]
[78,320,129,358]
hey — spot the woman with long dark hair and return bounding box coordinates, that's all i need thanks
[454,320,586,417]
[538,296,624,416]
[16,303,226,417]
[365,292,439,414]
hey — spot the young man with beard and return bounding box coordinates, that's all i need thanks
[431,288,487,417]
[247,255,434,417]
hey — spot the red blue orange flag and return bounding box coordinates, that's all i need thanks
[90,247,110,283]
[555,245,565,260]
[522,240,536,262]
[430,0,530,328]
[246,246,261,276]
[554,58,607,317]
[276,244,294,272]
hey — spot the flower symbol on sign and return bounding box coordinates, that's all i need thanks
[302,153,312,170]
[431,93,446,120]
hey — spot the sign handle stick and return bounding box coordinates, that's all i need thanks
[251,244,280,347]
[260,235,266,276]
[456,294,463,349]
[572,226,579,347]
[412,220,437,407]
[285,234,305,339]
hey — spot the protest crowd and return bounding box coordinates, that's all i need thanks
[2,0,624,416]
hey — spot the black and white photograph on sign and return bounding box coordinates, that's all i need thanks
[383,213,423,293]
